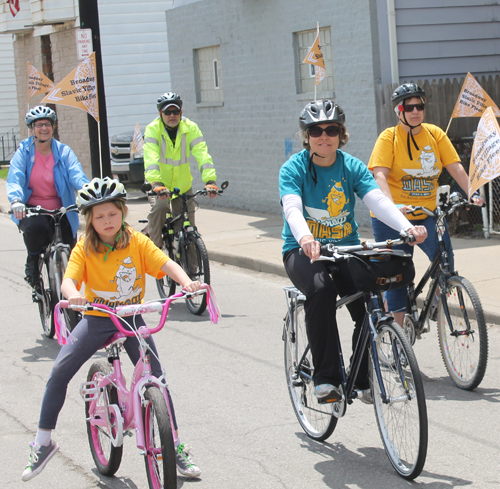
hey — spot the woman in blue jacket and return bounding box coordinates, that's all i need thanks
[6,106,89,287]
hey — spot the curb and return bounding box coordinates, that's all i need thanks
[208,250,287,278]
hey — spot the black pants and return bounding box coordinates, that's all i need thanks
[284,248,369,388]
[18,214,74,255]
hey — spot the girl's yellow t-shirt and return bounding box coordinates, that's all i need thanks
[368,123,460,219]
[64,227,169,316]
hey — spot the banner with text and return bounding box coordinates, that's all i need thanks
[130,122,144,158]
[41,52,99,122]
[27,62,55,99]
[452,72,500,118]
[302,26,325,86]
[468,107,500,198]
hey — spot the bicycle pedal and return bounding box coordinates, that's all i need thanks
[317,394,341,404]
[80,381,100,401]
[292,379,304,387]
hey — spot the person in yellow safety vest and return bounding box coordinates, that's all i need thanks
[144,92,218,248]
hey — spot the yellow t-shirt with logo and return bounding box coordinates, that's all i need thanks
[64,228,169,316]
[368,123,460,219]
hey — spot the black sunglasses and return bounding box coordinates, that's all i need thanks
[401,103,424,113]
[308,125,340,138]
[163,109,181,116]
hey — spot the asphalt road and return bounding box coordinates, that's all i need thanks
[1,212,500,488]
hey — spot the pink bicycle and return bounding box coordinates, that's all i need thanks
[56,284,219,488]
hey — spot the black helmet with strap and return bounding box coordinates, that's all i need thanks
[156,92,183,112]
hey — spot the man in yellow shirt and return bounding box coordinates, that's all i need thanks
[368,83,484,326]
[144,92,217,248]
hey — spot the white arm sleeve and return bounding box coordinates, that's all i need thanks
[282,194,313,244]
[363,189,413,232]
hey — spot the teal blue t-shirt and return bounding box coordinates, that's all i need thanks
[279,149,379,254]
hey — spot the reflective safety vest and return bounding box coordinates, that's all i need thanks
[143,116,216,194]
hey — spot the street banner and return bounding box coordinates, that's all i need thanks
[41,52,99,122]
[27,62,55,99]
[468,107,500,198]
[130,122,144,158]
[452,72,500,118]
[302,24,325,86]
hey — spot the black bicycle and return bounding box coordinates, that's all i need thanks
[402,186,488,390]
[283,235,428,480]
[25,205,80,338]
[142,181,228,315]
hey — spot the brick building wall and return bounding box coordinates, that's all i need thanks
[13,27,92,178]
[165,0,381,224]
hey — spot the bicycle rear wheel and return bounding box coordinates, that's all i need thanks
[39,256,55,338]
[143,387,177,489]
[437,275,488,390]
[86,361,123,476]
[284,301,337,441]
[181,234,210,315]
[370,320,427,480]
[156,242,177,299]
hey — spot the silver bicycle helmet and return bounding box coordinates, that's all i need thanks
[156,92,183,112]
[391,83,426,109]
[77,177,127,213]
[26,106,57,127]
[299,100,345,130]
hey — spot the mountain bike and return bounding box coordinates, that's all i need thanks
[24,205,80,338]
[141,181,228,315]
[59,284,220,488]
[402,186,488,390]
[283,235,428,480]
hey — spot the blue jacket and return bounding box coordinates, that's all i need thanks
[6,137,90,237]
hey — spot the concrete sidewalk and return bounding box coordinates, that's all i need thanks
[2,184,500,324]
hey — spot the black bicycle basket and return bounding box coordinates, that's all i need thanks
[347,249,415,293]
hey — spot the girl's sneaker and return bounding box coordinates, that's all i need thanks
[21,440,59,481]
[176,443,201,478]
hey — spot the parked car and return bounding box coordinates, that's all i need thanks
[110,130,145,189]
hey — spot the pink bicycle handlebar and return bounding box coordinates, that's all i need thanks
[59,284,211,337]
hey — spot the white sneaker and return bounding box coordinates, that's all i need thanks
[314,384,341,401]
[176,443,201,478]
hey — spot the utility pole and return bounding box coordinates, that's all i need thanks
[78,0,111,178]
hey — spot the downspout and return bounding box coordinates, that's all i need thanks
[387,0,399,84]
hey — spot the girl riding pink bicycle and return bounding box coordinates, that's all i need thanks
[22,177,203,482]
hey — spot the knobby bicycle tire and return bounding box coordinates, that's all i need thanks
[143,387,177,489]
[437,275,488,390]
[86,361,123,476]
[39,255,55,338]
[156,240,177,299]
[284,301,337,441]
[370,320,427,480]
[181,234,210,315]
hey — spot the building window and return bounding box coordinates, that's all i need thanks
[296,27,334,94]
[195,45,223,103]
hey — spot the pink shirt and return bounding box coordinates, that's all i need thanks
[27,149,63,209]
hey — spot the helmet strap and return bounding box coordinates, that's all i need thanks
[100,222,125,261]
[400,113,421,161]
[308,153,319,186]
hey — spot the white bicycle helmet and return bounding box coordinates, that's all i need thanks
[77,177,127,214]
[156,92,183,111]
[26,106,57,127]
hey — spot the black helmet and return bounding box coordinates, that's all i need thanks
[156,92,183,112]
[391,83,426,109]
[299,100,345,130]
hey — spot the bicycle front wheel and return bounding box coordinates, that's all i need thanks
[370,321,427,480]
[86,361,123,476]
[39,256,54,338]
[53,250,80,332]
[156,242,177,299]
[181,234,210,315]
[438,275,488,390]
[284,301,337,441]
[143,387,177,489]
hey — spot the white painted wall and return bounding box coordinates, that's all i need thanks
[99,0,173,138]
[0,34,19,137]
